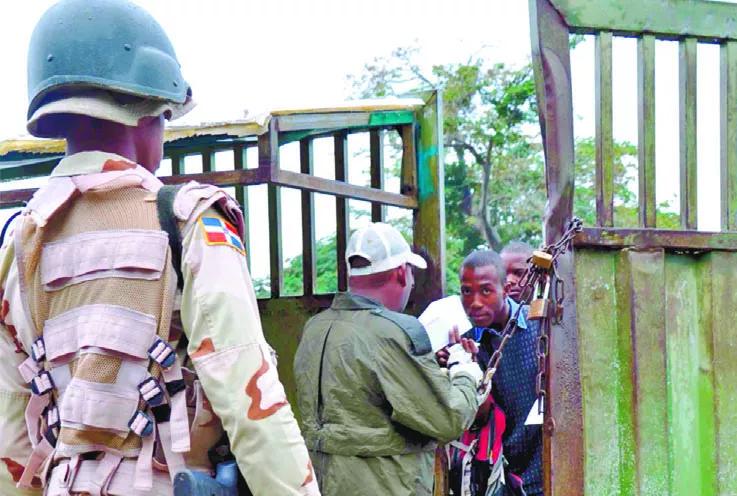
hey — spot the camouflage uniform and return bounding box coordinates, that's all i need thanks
[0,152,319,495]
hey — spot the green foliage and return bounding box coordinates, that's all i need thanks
[253,44,679,297]
[573,137,679,228]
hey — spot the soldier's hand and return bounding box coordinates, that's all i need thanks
[436,326,460,367]
[435,347,450,367]
[437,326,477,367]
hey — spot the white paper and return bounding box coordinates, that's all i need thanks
[418,295,473,352]
[525,398,544,425]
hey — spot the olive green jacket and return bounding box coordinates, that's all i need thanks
[294,292,479,495]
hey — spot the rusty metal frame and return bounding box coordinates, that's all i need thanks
[531,0,737,494]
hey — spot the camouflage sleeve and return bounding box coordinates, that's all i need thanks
[179,209,319,495]
[0,218,42,494]
[373,329,479,443]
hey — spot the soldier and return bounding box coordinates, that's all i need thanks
[294,222,482,496]
[0,1,319,494]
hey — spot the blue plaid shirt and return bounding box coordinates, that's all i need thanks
[463,297,543,496]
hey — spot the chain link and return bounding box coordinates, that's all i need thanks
[479,218,583,413]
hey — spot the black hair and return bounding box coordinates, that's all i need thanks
[459,250,507,284]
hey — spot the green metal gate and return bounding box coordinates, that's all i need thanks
[530,1,737,494]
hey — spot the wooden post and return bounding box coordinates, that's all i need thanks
[260,120,282,298]
[370,129,385,223]
[301,139,317,295]
[679,37,698,230]
[234,145,252,271]
[638,34,657,228]
[335,133,349,292]
[595,31,614,227]
[529,0,584,494]
[411,90,445,314]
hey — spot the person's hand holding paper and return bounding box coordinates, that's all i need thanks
[418,295,475,366]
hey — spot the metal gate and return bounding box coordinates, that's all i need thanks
[530,1,737,494]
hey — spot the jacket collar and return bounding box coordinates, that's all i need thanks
[52,151,139,177]
[331,292,384,311]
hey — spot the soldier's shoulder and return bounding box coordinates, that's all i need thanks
[369,307,431,356]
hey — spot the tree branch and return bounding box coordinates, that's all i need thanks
[449,138,484,167]
[476,160,503,251]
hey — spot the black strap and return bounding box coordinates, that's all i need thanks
[165,379,186,397]
[156,185,185,290]
[151,404,172,423]
[0,211,21,249]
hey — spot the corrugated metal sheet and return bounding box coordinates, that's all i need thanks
[574,248,737,495]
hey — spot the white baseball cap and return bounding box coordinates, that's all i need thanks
[346,222,427,276]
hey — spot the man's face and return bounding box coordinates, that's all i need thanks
[501,252,528,302]
[460,265,508,328]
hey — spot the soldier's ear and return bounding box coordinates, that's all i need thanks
[503,281,511,298]
[396,265,408,287]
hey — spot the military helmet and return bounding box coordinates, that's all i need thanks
[27,0,193,136]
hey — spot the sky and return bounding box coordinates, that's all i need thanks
[0,0,732,279]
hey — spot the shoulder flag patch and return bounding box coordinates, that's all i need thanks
[198,216,245,255]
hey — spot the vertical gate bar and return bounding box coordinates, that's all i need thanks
[529,0,583,494]
[259,117,279,180]
[201,147,214,173]
[234,145,252,271]
[400,124,418,199]
[260,121,282,298]
[721,41,737,231]
[301,139,316,296]
[638,34,657,228]
[595,31,614,227]
[268,183,282,299]
[679,37,698,230]
[170,151,183,176]
[370,129,385,222]
[335,132,349,292]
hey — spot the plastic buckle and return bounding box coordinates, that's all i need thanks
[46,405,60,429]
[138,377,165,406]
[128,410,154,437]
[30,371,54,395]
[148,338,176,369]
[31,337,46,362]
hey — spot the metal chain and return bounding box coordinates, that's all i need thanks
[479,218,583,407]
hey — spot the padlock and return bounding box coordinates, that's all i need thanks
[531,250,553,270]
[529,276,551,320]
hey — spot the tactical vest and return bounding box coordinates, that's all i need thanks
[12,163,242,492]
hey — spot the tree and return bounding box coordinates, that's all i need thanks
[253,44,678,296]
[348,46,541,253]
